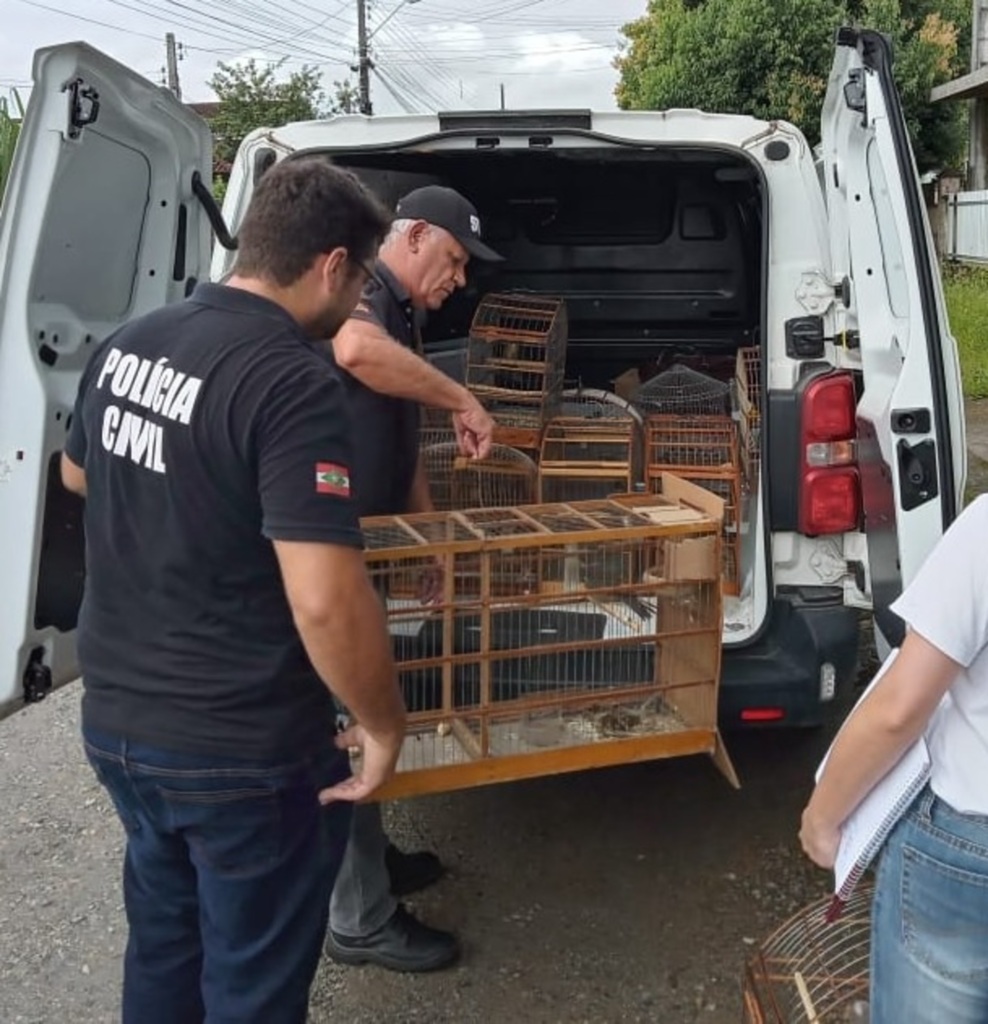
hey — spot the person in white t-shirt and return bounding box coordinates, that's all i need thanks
[801,494,988,1024]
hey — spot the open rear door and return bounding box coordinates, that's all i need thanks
[0,43,212,719]
[821,28,966,650]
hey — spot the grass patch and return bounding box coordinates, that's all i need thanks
[943,261,988,400]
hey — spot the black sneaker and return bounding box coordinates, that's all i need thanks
[326,905,460,973]
[385,842,445,897]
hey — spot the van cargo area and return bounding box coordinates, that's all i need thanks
[312,138,859,729]
[327,145,767,635]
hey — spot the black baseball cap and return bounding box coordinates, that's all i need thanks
[395,186,504,262]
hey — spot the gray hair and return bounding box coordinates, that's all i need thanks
[382,217,423,248]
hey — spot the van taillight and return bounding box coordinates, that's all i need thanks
[799,372,860,536]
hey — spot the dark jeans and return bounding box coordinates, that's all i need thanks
[83,725,352,1024]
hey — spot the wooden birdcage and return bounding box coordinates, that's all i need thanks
[736,346,762,488]
[414,442,539,600]
[421,442,538,513]
[362,480,737,800]
[645,414,742,594]
[538,390,644,503]
[742,882,873,1023]
[466,293,568,446]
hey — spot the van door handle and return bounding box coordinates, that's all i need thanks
[896,438,939,511]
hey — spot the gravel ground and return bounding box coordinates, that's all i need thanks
[0,680,842,1024]
[3,397,981,1024]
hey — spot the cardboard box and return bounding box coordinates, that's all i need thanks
[612,367,641,401]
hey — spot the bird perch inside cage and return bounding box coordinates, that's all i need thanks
[360,481,738,801]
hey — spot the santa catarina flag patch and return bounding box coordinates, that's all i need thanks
[315,462,350,496]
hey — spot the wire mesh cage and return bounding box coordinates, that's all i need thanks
[421,441,539,513]
[466,293,568,438]
[742,881,874,1023]
[645,415,742,594]
[632,363,731,417]
[538,394,644,503]
[557,387,647,425]
[361,484,736,799]
[736,346,762,488]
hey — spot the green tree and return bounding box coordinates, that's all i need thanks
[0,89,25,203]
[330,79,360,115]
[614,0,969,171]
[851,0,969,170]
[208,59,325,165]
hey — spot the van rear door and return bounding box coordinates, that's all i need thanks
[0,42,211,720]
[820,27,965,649]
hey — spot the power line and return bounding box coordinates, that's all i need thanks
[472,62,616,77]
[13,0,163,42]
[85,0,353,69]
[105,0,354,61]
[440,0,564,25]
[181,0,354,49]
[376,22,462,107]
[371,42,616,65]
[385,61,449,111]
[382,22,463,93]
[372,66,417,113]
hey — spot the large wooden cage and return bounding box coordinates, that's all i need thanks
[363,477,737,800]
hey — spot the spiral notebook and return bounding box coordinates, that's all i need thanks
[815,648,931,921]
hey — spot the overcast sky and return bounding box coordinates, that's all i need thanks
[2,0,648,113]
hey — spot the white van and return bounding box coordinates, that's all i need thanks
[0,29,965,731]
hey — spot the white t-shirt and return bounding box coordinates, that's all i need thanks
[891,493,988,816]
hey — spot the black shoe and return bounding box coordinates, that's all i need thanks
[385,842,445,897]
[326,905,460,973]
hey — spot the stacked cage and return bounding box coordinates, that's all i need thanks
[643,416,742,594]
[742,882,873,1023]
[538,389,644,504]
[466,293,568,452]
[633,365,740,594]
[735,346,762,489]
[362,488,733,799]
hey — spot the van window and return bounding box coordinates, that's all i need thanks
[31,132,150,321]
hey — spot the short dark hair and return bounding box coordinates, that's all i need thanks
[233,159,391,286]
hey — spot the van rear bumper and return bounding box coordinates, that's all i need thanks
[719,587,860,729]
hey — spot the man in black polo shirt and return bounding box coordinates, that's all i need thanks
[60,160,404,1024]
[326,186,501,972]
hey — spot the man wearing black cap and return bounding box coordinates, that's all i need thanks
[325,185,502,973]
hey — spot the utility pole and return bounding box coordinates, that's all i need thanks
[356,0,373,116]
[165,32,182,100]
[499,83,505,110]
[971,0,988,188]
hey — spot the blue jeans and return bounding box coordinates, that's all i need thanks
[871,786,988,1023]
[83,725,352,1024]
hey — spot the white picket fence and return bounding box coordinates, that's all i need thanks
[945,190,988,262]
